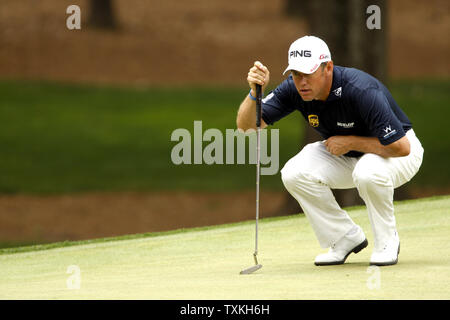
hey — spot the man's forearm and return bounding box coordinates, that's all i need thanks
[325,135,411,158]
[237,94,267,131]
[348,136,395,157]
[238,61,270,131]
[236,95,256,131]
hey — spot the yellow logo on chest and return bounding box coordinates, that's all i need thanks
[308,114,319,127]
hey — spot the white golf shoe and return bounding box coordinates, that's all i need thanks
[315,225,368,266]
[370,232,400,266]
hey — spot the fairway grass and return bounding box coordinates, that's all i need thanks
[1,80,449,194]
[0,196,449,300]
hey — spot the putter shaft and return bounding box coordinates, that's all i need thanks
[254,84,262,260]
[240,85,263,275]
[254,125,260,259]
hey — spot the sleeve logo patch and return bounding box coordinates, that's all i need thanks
[382,125,397,138]
[333,87,342,97]
[308,114,319,127]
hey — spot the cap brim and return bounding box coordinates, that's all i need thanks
[283,62,320,75]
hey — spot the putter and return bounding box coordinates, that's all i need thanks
[240,84,263,275]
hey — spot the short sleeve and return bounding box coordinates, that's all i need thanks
[261,78,296,125]
[359,88,406,145]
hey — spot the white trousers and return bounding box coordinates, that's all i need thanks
[281,129,424,251]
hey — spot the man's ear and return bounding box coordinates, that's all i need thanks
[327,61,333,72]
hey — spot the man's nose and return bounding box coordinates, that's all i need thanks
[299,76,308,86]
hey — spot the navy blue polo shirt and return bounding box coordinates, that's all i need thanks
[261,65,412,157]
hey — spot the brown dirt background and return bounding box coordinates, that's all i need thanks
[1,0,449,85]
[0,191,286,243]
[0,0,449,244]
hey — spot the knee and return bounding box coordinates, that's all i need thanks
[280,142,326,191]
[352,167,374,188]
[352,161,391,188]
[281,167,298,191]
[281,162,314,191]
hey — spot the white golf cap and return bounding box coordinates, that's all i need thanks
[283,36,332,75]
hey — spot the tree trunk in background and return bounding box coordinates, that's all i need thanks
[279,0,389,214]
[88,0,118,29]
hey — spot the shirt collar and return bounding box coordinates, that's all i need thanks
[326,66,343,102]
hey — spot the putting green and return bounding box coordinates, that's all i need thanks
[0,196,449,299]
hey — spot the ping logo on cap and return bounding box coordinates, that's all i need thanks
[290,50,311,58]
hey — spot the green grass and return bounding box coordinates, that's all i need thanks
[0,80,303,193]
[0,79,448,194]
[387,79,450,189]
[0,195,449,299]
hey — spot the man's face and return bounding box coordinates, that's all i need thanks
[291,61,333,101]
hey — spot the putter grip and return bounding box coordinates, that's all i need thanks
[255,84,262,128]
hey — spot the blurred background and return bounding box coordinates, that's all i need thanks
[0,0,448,248]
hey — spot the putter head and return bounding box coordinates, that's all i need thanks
[240,253,262,274]
[240,264,262,275]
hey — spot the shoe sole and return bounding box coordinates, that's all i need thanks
[370,242,400,266]
[314,238,369,266]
